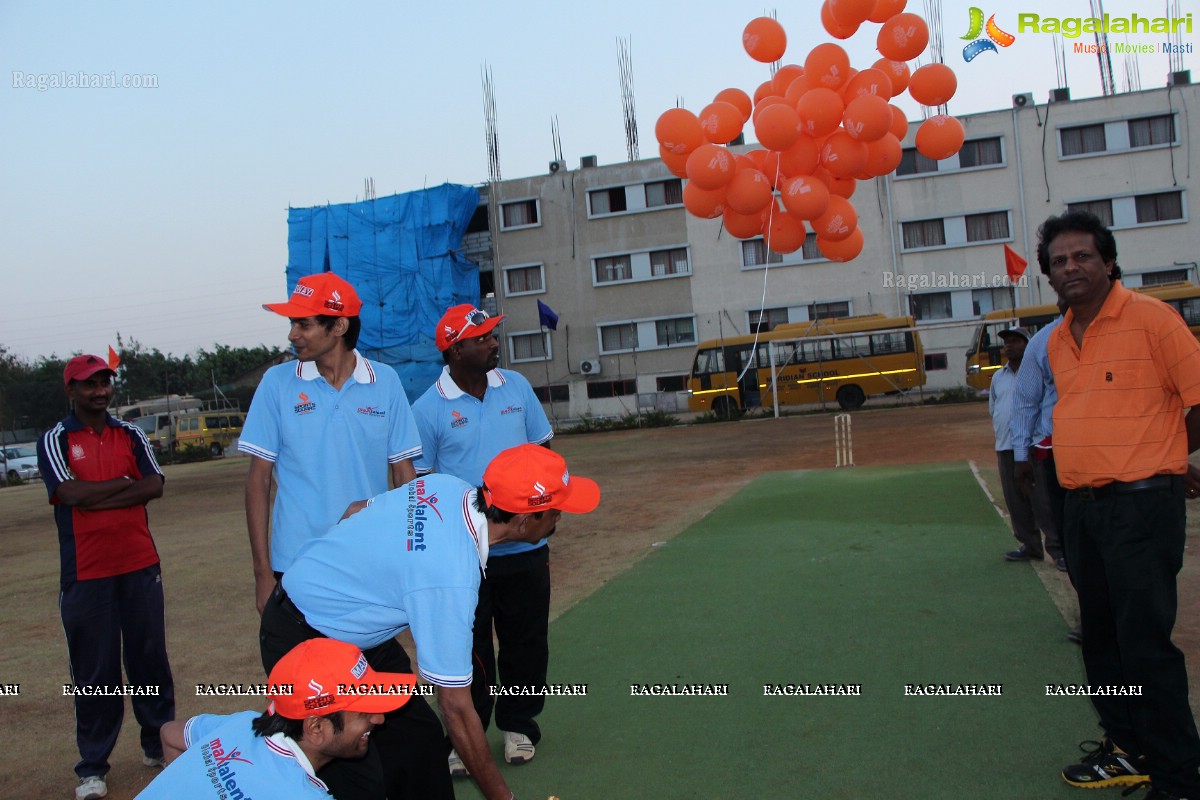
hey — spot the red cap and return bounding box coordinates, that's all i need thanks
[267,638,418,719]
[482,444,601,514]
[63,354,116,386]
[435,304,506,351]
[263,273,363,318]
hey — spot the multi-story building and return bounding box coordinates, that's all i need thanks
[482,78,1197,420]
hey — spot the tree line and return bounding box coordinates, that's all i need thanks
[0,336,286,436]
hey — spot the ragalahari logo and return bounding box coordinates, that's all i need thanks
[961,8,1016,61]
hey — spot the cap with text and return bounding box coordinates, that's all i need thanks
[263,273,363,318]
[482,444,601,515]
[999,327,1031,342]
[435,304,506,351]
[63,354,116,386]
[267,638,417,718]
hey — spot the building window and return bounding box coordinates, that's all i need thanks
[809,300,850,320]
[897,148,939,176]
[509,332,550,362]
[750,307,790,333]
[1060,124,1107,156]
[644,179,683,208]
[655,317,695,347]
[656,375,687,392]
[965,211,1010,242]
[503,264,544,295]
[742,239,784,267]
[924,353,949,371]
[972,288,1012,316]
[589,187,627,215]
[911,292,953,321]
[957,137,1003,168]
[533,384,570,402]
[1128,115,1175,148]
[650,247,689,277]
[1135,191,1184,224]
[594,255,633,284]
[586,379,637,399]
[600,323,638,351]
[500,199,539,229]
[1142,269,1189,286]
[1066,199,1114,227]
[902,219,947,249]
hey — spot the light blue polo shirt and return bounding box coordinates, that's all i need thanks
[135,710,329,799]
[282,474,488,687]
[239,351,422,571]
[412,367,553,557]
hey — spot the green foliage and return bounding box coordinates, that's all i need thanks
[923,386,984,405]
[171,444,213,464]
[560,410,680,435]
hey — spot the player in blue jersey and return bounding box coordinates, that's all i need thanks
[136,638,417,799]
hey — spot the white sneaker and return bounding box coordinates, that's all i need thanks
[75,775,108,800]
[142,754,166,768]
[447,749,470,777]
[503,731,535,765]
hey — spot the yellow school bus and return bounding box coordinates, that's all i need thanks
[965,282,1200,390]
[172,410,245,456]
[687,314,926,413]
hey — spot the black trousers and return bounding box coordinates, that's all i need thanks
[60,564,176,778]
[471,545,551,743]
[259,585,454,800]
[1064,478,1200,795]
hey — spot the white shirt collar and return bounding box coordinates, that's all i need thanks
[296,349,376,384]
[268,732,325,785]
[434,365,505,399]
[462,488,490,573]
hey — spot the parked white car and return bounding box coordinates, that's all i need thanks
[3,445,40,483]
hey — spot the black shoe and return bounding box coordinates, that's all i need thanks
[1004,546,1044,561]
[1062,739,1145,788]
[1067,625,1082,644]
[1056,557,1069,572]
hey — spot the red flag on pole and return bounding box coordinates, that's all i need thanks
[1004,245,1028,283]
[107,346,121,371]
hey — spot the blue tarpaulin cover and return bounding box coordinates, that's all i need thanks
[286,183,481,400]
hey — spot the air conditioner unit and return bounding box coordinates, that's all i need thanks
[1049,87,1071,103]
[1012,92,1034,109]
[549,159,567,174]
[580,155,598,168]
[579,358,601,375]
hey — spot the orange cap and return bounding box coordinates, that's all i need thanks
[267,638,417,719]
[263,273,363,318]
[482,444,601,515]
[435,304,506,351]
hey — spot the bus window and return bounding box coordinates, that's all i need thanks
[841,336,870,358]
[801,339,834,363]
[693,348,724,375]
[871,332,908,355]
[1174,297,1200,326]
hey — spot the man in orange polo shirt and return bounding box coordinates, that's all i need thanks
[1040,211,1200,800]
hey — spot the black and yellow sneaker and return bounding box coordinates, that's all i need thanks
[1062,739,1146,788]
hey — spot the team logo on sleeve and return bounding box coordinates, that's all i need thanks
[294,392,317,415]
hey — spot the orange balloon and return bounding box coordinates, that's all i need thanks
[842,68,893,102]
[778,134,820,176]
[656,108,704,155]
[725,168,774,214]
[813,195,858,241]
[820,0,859,39]
[714,87,753,121]
[772,64,806,96]
[915,114,965,160]
[752,94,789,119]
[765,210,808,254]
[733,153,758,171]
[827,175,857,198]
[683,182,727,219]
[820,130,869,178]
[743,16,787,63]
[744,148,770,172]
[818,227,865,261]
[685,144,736,190]
[877,13,930,62]
[723,205,768,239]
[659,144,690,178]
[830,0,875,27]
[869,0,907,23]
[759,150,785,185]
[908,63,958,107]
[842,94,892,142]
[888,104,909,139]
[863,133,903,176]
[796,88,845,138]
[754,103,801,151]
[780,174,831,219]
[699,101,745,144]
[804,43,852,91]
[783,72,813,105]
[873,58,910,96]
[752,80,777,105]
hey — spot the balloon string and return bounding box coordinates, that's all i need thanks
[735,157,782,385]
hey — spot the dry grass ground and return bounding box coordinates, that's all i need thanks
[3,402,1198,799]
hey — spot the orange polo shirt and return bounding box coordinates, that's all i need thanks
[1048,281,1200,489]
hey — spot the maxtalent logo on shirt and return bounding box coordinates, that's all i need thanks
[294,392,316,415]
[356,405,386,418]
[499,404,522,416]
[200,736,253,793]
[405,479,443,552]
[450,410,468,429]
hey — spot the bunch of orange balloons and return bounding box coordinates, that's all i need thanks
[656,3,965,262]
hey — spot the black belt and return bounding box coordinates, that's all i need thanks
[272,584,311,627]
[1070,475,1180,500]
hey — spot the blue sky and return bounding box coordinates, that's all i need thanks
[2,0,1194,360]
